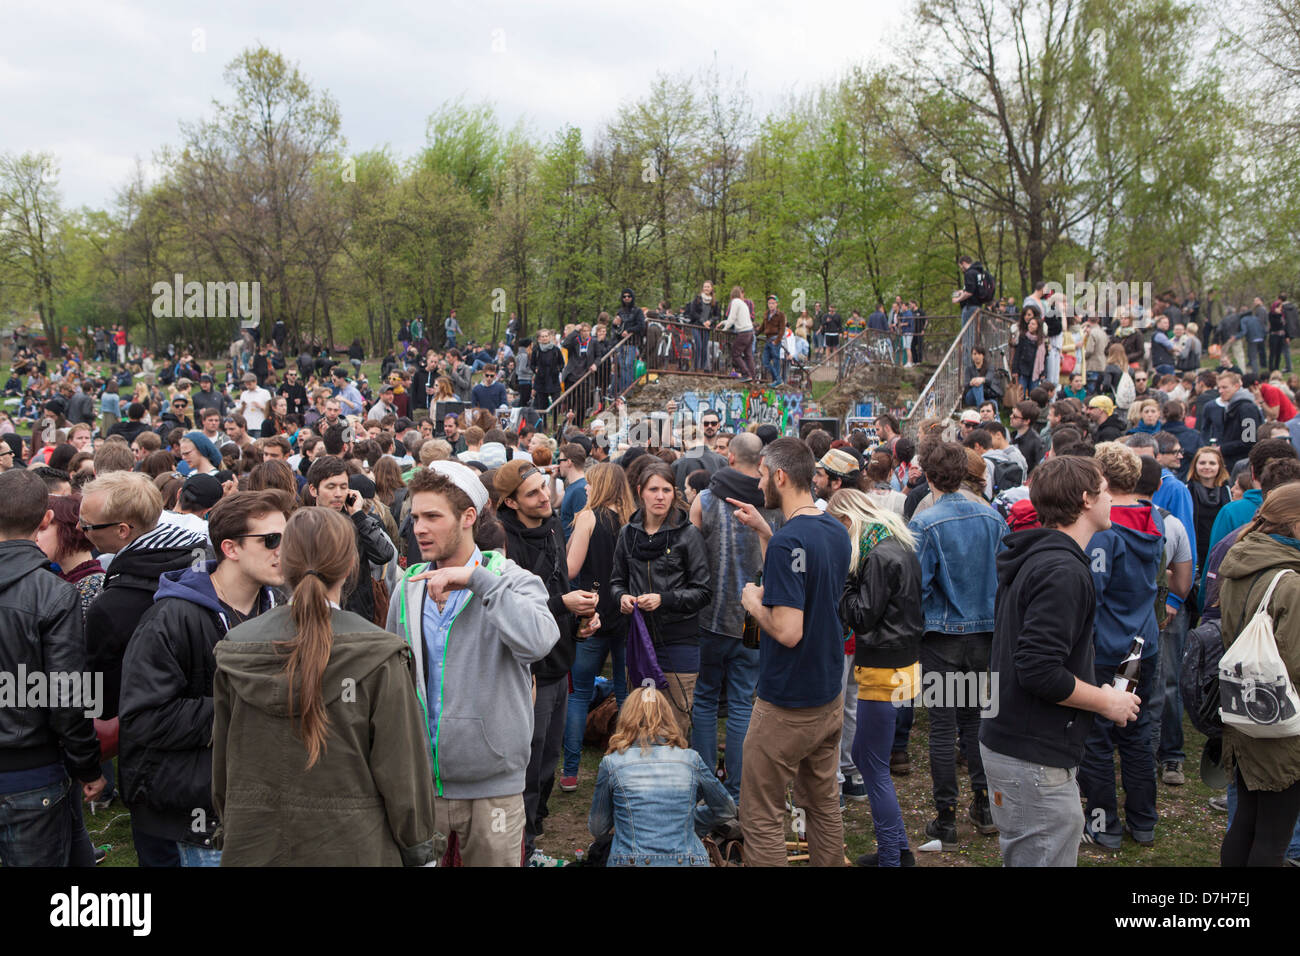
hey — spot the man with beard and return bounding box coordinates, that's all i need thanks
[494,459,599,866]
[730,438,853,866]
[813,447,863,505]
[278,367,309,418]
[386,462,562,867]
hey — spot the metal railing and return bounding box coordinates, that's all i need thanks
[821,314,965,383]
[539,334,636,428]
[644,318,742,378]
[902,310,1015,432]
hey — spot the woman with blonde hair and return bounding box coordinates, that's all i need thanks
[828,488,922,866]
[1126,398,1161,433]
[211,506,441,866]
[560,462,637,790]
[587,685,735,866]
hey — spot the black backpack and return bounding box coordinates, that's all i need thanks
[973,263,996,304]
[1181,618,1225,739]
[990,458,1025,495]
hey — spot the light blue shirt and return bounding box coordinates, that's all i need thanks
[335,383,364,415]
[421,548,482,735]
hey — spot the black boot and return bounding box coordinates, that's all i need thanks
[969,789,998,835]
[925,807,958,849]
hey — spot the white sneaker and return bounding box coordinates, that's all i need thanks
[527,848,567,868]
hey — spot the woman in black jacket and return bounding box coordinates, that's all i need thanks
[611,460,712,737]
[530,329,564,410]
[683,281,721,371]
[828,488,922,867]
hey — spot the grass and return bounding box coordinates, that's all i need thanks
[87,706,1225,868]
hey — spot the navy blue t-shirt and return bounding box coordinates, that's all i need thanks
[758,512,852,708]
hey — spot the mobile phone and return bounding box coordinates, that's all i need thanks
[346,491,358,508]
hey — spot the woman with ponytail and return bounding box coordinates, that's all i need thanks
[211,506,442,866]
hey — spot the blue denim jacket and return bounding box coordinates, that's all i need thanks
[909,493,1007,635]
[588,743,736,866]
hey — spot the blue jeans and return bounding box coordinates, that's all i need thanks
[1079,655,1160,838]
[177,842,222,867]
[893,702,914,753]
[964,385,985,407]
[691,630,760,803]
[617,345,637,394]
[1018,373,1036,390]
[853,698,910,864]
[0,776,73,866]
[692,329,707,371]
[562,631,628,777]
[762,339,783,384]
[1153,607,1188,764]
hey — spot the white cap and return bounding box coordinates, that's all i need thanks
[428,460,489,513]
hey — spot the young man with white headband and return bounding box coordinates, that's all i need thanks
[386,460,564,867]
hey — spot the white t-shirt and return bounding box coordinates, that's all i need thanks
[238,387,272,431]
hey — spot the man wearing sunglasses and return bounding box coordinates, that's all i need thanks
[471,363,508,411]
[119,490,290,867]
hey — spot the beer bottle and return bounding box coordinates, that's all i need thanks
[742,571,763,650]
[1112,635,1144,693]
[577,582,599,643]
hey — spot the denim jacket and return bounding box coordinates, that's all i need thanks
[909,492,1007,635]
[588,742,736,866]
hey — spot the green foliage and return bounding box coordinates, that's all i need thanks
[6,4,1298,359]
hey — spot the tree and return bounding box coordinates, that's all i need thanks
[0,152,65,348]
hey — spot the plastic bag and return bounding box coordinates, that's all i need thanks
[627,607,667,691]
[1219,569,1300,738]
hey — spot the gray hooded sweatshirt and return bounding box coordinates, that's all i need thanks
[385,550,560,800]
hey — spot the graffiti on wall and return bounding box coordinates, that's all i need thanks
[678,389,807,433]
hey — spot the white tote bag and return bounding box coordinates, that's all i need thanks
[1219,569,1300,738]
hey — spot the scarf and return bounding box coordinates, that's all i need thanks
[857,522,893,563]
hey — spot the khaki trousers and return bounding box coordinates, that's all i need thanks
[433,794,525,867]
[740,696,844,866]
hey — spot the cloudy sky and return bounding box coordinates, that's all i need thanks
[3,0,908,210]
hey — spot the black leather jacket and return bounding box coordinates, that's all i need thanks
[0,541,101,781]
[838,535,923,669]
[610,507,711,645]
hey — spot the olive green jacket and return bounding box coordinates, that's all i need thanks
[1218,531,1300,792]
[212,606,443,865]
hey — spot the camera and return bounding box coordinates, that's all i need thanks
[1220,663,1298,726]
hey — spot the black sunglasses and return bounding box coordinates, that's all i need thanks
[235,532,283,549]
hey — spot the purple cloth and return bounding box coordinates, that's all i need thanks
[627,607,668,690]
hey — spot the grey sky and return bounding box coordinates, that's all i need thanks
[2,0,904,210]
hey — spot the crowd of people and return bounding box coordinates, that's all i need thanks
[2,267,1299,870]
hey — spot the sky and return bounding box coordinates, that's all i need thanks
[1,0,908,211]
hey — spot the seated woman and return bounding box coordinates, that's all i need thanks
[963,346,1002,408]
[587,685,736,866]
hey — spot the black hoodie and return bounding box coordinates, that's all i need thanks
[979,528,1097,768]
[615,288,646,341]
[498,507,576,685]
